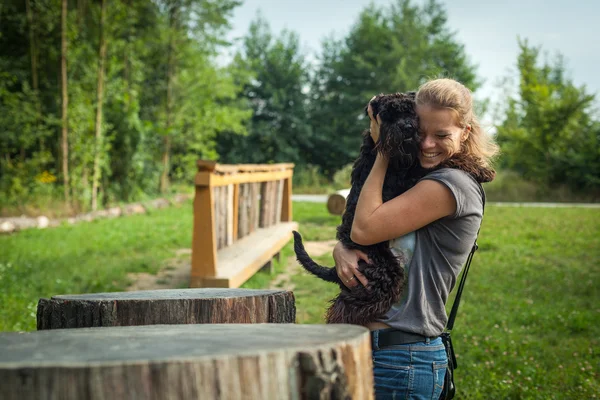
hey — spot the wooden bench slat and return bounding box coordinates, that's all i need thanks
[200,222,298,288]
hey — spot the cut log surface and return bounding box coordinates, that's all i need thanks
[0,324,374,400]
[37,288,295,330]
[327,189,351,215]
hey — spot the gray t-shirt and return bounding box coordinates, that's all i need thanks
[377,168,484,337]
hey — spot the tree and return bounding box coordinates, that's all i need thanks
[25,0,38,93]
[91,0,107,210]
[496,39,599,192]
[216,15,313,166]
[0,0,249,212]
[310,0,480,175]
[61,0,70,204]
[145,0,246,193]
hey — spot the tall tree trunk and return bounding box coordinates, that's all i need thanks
[124,0,132,111]
[25,0,38,91]
[61,0,70,205]
[77,0,86,28]
[91,0,107,211]
[160,5,177,194]
[26,0,45,152]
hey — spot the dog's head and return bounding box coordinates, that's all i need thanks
[366,92,420,167]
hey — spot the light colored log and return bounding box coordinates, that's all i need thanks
[232,184,239,242]
[281,176,293,222]
[275,179,284,224]
[37,288,295,329]
[327,188,351,216]
[214,186,222,249]
[269,180,281,225]
[259,182,269,228]
[226,184,234,246]
[0,324,373,400]
[250,183,260,232]
[218,186,226,249]
[238,184,249,239]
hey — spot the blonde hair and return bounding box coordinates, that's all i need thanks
[415,78,499,168]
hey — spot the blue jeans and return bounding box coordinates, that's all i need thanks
[371,331,447,400]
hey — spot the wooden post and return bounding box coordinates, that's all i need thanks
[218,186,226,249]
[226,184,234,246]
[281,176,293,222]
[214,187,222,249]
[0,324,374,400]
[232,183,239,241]
[259,181,269,228]
[37,289,295,329]
[275,179,284,224]
[250,182,260,232]
[191,184,217,288]
[238,183,249,239]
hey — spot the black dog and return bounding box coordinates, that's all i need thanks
[292,92,494,326]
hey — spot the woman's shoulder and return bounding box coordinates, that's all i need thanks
[420,168,483,218]
[421,168,479,189]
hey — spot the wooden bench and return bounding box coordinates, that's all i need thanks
[191,161,298,288]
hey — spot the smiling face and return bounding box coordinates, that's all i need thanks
[416,104,469,169]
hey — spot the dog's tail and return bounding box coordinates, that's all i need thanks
[292,231,340,283]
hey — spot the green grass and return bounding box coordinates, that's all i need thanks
[1,199,599,398]
[0,201,195,331]
[285,203,600,399]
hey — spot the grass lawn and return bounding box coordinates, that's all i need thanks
[286,203,600,399]
[0,200,598,399]
[0,201,195,331]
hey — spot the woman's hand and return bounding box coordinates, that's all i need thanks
[367,101,381,143]
[333,241,370,289]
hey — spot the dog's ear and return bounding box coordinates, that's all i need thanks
[379,117,419,166]
[377,97,420,167]
[367,93,386,119]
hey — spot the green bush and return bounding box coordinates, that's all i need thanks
[293,164,333,194]
[485,170,599,203]
[332,163,353,189]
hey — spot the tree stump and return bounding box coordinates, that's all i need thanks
[0,324,374,400]
[37,288,295,330]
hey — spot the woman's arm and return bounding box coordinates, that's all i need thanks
[350,153,457,246]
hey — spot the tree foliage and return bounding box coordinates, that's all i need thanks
[216,15,313,166]
[496,39,599,192]
[1,0,597,214]
[0,0,249,211]
[309,0,480,175]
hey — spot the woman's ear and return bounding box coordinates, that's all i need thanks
[461,124,471,142]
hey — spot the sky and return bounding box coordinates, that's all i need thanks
[225,0,599,115]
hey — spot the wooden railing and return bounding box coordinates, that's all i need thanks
[190,160,297,288]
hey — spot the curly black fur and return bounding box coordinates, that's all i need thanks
[293,92,494,326]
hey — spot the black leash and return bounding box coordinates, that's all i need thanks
[446,183,486,332]
[439,183,487,400]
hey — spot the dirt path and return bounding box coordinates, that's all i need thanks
[126,249,192,291]
[126,241,337,292]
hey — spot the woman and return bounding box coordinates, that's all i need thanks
[333,78,499,399]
